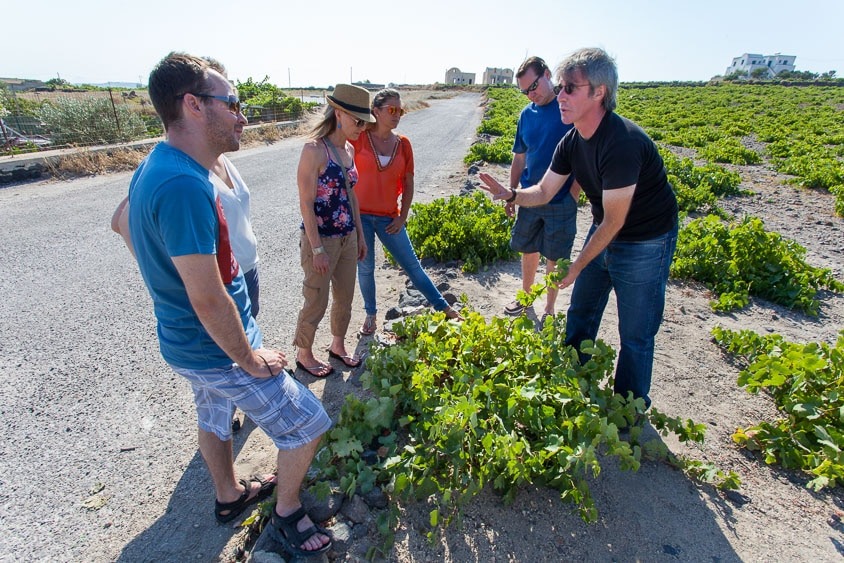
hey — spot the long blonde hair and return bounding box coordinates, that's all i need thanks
[307,104,338,140]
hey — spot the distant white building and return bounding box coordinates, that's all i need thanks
[482,67,513,85]
[445,68,475,85]
[726,53,796,78]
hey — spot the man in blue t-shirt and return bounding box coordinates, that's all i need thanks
[480,48,679,418]
[115,53,331,555]
[503,56,580,321]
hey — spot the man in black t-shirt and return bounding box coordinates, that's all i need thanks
[480,47,678,411]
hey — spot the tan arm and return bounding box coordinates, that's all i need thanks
[171,253,284,377]
[110,196,135,258]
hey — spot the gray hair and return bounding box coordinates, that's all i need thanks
[555,48,618,112]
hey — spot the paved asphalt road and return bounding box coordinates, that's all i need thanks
[0,93,482,561]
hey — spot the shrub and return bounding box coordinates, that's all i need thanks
[712,327,844,491]
[39,97,148,146]
[698,138,761,165]
[832,185,844,217]
[404,191,516,272]
[236,76,316,121]
[464,87,523,164]
[671,215,844,315]
[464,135,514,165]
[310,310,729,549]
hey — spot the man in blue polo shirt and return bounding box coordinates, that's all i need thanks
[503,56,580,322]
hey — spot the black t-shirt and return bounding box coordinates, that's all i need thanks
[550,111,678,241]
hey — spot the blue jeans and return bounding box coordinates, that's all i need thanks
[564,223,678,408]
[358,214,449,315]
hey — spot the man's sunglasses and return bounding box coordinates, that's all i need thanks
[520,75,542,95]
[382,106,406,116]
[556,82,590,95]
[179,93,242,114]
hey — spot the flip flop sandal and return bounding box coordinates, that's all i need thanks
[504,300,526,315]
[359,315,377,336]
[294,360,335,378]
[214,476,276,524]
[269,506,332,557]
[327,350,364,368]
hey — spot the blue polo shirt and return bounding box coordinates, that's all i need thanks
[513,99,574,203]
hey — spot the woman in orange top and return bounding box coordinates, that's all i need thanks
[352,89,460,335]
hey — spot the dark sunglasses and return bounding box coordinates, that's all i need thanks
[179,93,242,114]
[520,75,542,95]
[557,82,590,95]
[344,112,366,127]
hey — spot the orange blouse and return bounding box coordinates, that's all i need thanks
[351,131,414,217]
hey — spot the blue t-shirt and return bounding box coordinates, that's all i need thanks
[512,99,574,204]
[128,143,261,369]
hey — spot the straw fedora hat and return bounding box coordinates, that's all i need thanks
[326,84,376,123]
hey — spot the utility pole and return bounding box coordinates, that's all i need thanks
[350,67,353,84]
[288,68,291,88]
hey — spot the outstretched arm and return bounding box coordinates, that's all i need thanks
[505,152,527,217]
[172,253,287,378]
[479,167,570,207]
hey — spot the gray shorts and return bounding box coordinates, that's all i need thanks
[510,195,577,261]
[171,363,332,449]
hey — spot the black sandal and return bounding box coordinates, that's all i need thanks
[214,476,275,523]
[269,506,332,557]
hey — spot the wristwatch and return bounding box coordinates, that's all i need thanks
[312,246,326,256]
[505,188,518,203]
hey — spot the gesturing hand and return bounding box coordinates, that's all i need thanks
[478,173,511,201]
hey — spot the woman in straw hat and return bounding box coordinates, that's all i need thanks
[292,84,374,377]
[351,88,462,336]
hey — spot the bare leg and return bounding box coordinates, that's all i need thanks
[521,252,540,292]
[275,437,330,552]
[329,334,352,358]
[295,347,332,377]
[545,258,558,315]
[198,429,276,505]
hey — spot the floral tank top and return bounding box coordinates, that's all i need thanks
[302,139,358,238]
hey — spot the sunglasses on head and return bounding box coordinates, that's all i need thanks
[520,75,542,95]
[382,106,406,116]
[556,82,590,95]
[179,93,242,114]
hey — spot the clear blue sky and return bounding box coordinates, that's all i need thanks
[5,0,842,87]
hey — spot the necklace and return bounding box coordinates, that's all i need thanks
[367,131,399,171]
